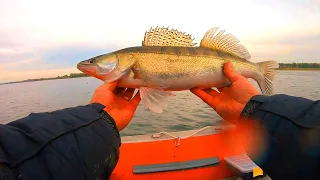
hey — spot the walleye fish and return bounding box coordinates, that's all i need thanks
[77,26,279,113]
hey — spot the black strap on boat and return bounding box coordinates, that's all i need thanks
[133,156,220,174]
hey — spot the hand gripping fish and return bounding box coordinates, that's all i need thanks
[77,26,279,113]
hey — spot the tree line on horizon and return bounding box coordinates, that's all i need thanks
[60,73,89,78]
[23,73,89,82]
[279,62,320,68]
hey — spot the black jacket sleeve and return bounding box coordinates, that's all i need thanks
[240,94,320,180]
[0,103,121,180]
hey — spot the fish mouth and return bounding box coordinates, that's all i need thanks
[77,60,95,73]
[77,59,106,81]
[77,54,104,72]
[77,59,93,66]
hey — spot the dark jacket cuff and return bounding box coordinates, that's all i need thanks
[240,95,267,118]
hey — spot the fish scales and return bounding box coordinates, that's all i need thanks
[116,46,257,81]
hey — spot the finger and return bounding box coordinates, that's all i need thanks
[190,88,220,109]
[123,88,135,100]
[114,87,126,96]
[203,88,220,97]
[130,90,141,107]
[113,87,120,94]
[190,88,208,98]
[97,81,118,92]
[224,62,245,83]
[202,88,213,93]
[217,87,228,93]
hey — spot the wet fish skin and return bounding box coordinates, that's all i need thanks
[77,26,279,113]
[92,46,261,91]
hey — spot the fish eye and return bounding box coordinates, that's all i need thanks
[87,54,103,64]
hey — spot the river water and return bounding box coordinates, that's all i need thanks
[1,70,319,136]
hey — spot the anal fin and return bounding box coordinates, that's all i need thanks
[140,87,173,113]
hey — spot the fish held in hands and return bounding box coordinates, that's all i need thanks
[77,26,279,113]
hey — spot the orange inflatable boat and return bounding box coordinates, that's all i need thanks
[110,124,268,180]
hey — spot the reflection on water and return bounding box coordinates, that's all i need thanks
[1,70,319,136]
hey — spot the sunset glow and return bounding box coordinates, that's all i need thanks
[1,0,319,83]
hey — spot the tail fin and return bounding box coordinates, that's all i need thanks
[256,61,279,96]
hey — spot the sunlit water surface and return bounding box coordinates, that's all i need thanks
[1,70,319,136]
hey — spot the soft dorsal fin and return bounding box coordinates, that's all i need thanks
[200,27,251,60]
[142,26,197,47]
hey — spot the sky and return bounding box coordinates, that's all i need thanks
[0,0,319,83]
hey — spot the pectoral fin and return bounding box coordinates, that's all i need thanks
[140,87,173,113]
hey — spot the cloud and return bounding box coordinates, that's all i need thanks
[0,42,109,83]
[245,33,320,62]
[38,44,120,68]
[0,0,320,82]
[0,67,81,83]
[0,43,124,83]
[1,59,40,69]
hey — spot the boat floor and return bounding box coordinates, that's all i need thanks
[113,123,272,180]
[121,122,235,143]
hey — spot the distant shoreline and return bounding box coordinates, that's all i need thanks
[277,68,320,71]
[0,73,89,86]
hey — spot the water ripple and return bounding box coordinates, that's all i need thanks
[1,71,320,136]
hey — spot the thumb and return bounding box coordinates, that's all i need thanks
[190,88,220,110]
[224,62,245,83]
[90,81,118,104]
[96,81,118,92]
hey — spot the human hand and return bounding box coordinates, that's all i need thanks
[90,81,141,131]
[190,62,259,124]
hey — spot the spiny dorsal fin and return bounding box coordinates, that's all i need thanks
[142,26,197,47]
[200,27,251,60]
